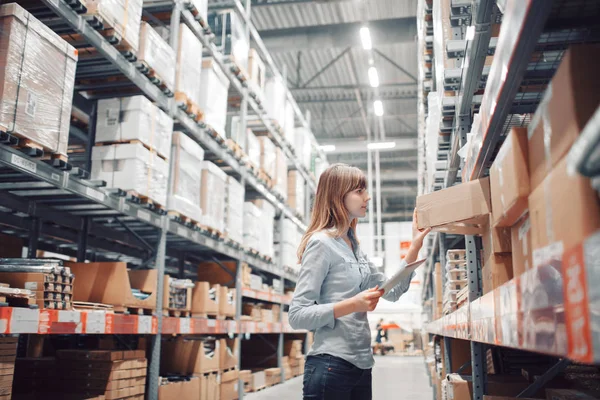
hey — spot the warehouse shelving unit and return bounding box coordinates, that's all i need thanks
[419,1,600,400]
[0,0,318,398]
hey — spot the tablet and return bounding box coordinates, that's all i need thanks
[380,258,427,294]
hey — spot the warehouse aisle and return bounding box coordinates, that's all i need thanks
[245,356,432,399]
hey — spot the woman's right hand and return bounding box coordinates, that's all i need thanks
[352,286,384,312]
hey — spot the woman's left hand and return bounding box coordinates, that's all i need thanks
[411,208,431,250]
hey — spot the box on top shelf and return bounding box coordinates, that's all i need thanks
[284,100,295,145]
[528,45,600,192]
[199,58,231,138]
[191,281,219,317]
[481,215,512,262]
[208,9,249,74]
[264,76,287,128]
[91,142,169,206]
[96,95,174,159]
[174,22,203,108]
[252,200,276,258]
[248,48,266,94]
[243,202,261,252]
[529,156,600,269]
[200,161,228,233]
[511,213,532,278]
[273,147,288,200]
[490,127,529,227]
[287,170,306,217]
[169,132,205,222]
[482,253,512,295]
[246,129,261,168]
[259,136,277,180]
[416,178,491,235]
[82,0,143,52]
[0,3,77,158]
[294,127,313,171]
[137,22,176,92]
[226,176,245,245]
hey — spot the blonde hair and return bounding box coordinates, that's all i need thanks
[297,163,366,263]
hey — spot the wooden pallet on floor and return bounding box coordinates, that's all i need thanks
[175,92,204,123]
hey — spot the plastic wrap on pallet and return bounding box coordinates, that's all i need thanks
[283,100,295,144]
[226,176,244,245]
[169,132,205,222]
[425,91,441,192]
[461,113,483,183]
[228,116,245,148]
[294,127,313,170]
[199,58,230,138]
[138,22,176,92]
[275,218,299,246]
[175,23,203,107]
[96,96,173,159]
[264,76,286,128]
[81,0,143,52]
[248,48,266,93]
[0,4,77,157]
[287,170,305,217]
[208,10,249,74]
[273,147,288,200]
[259,136,277,179]
[200,161,227,233]
[253,200,276,258]
[91,142,169,206]
[243,202,262,252]
[246,129,261,169]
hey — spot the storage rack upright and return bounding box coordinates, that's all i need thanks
[418,1,600,400]
[0,0,322,398]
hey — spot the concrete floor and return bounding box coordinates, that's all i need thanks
[245,356,433,400]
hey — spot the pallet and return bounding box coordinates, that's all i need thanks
[257,169,274,188]
[137,60,174,96]
[163,309,191,318]
[223,237,243,250]
[0,128,69,162]
[216,314,235,321]
[191,313,218,319]
[73,301,115,313]
[198,225,225,241]
[175,92,204,123]
[125,191,167,214]
[224,55,250,84]
[167,211,202,228]
[95,139,168,161]
[225,139,245,160]
[249,385,267,393]
[113,306,155,316]
[202,124,225,145]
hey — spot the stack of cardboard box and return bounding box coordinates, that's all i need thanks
[273,147,288,200]
[138,22,176,93]
[199,161,228,234]
[284,340,304,377]
[225,176,245,245]
[218,338,240,400]
[199,58,231,138]
[174,23,203,112]
[243,202,262,252]
[169,132,205,223]
[259,137,277,181]
[287,171,306,218]
[81,0,143,52]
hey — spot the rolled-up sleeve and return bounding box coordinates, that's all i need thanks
[362,252,414,302]
[289,238,336,331]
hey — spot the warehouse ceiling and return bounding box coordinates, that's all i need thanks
[252,0,419,222]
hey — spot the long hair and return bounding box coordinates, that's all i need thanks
[297,163,367,263]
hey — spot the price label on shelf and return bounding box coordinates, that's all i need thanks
[86,187,105,202]
[177,227,188,238]
[207,319,216,328]
[137,316,152,334]
[85,311,106,334]
[11,154,36,174]
[137,210,151,222]
[180,318,191,334]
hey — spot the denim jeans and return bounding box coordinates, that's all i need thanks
[303,354,372,400]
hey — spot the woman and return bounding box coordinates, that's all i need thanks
[289,163,430,400]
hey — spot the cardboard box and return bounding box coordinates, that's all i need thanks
[417,178,491,235]
[259,136,277,180]
[66,262,157,311]
[529,156,600,268]
[482,254,513,295]
[158,377,200,400]
[287,170,306,217]
[169,132,205,222]
[199,58,230,138]
[199,161,227,233]
[137,21,176,92]
[218,286,236,318]
[225,176,245,245]
[219,338,239,371]
[511,213,532,277]
[250,370,266,392]
[490,128,529,227]
[265,368,281,387]
[191,282,219,316]
[434,262,443,320]
[248,48,266,93]
[273,147,288,200]
[546,390,598,400]
[199,372,219,400]
[174,23,202,107]
[528,45,600,191]
[82,0,142,52]
[161,338,219,375]
[482,215,512,261]
[444,374,472,400]
[0,3,76,157]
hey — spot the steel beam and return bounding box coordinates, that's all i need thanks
[373,48,418,82]
[301,47,351,88]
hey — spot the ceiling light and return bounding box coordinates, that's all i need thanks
[373,100,384,116]
[360,26,372,50]
[368,67,379,88]
[465,25,475,41]
[318,145,336,152]
[367,141,396,150]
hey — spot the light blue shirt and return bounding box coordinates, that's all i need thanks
[289,229,413,369]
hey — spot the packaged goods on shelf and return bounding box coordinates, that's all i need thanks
[220,369,240,400]
[242,302,262,321]
[219,286,236,318]
[490,128,529,227]
[246,129,261,168]
[96,96,174,159]
[243,202,261,252]
[174,23,203,108]
[529,156,600,269]
[0,337,16,398]
[200,161,228,233]
[264,76,287,128]
[91,142,169,206]
[169,132,205,222]
[481,215,512,262]
[81,0,143,52]
[284,100,295,144]
[191,282,219,317]
[276,218,299,247]
[482,253,513,295]
[158,376,201,400]
[248,48,266,94]
[240,263,252,287]
[67,262,158,313]
[165,277,193,312]
[433,262,443,320]
[527,45,600,191]
[240,370,252,393]
[226,176,245,245]
[209,10,249,75]
[219,338,239,371]
[249,274,262,291]
[284,339,304,362]
[446,250,466,261]
[265,367,282,387]
[511,213,532,278]
[287,170,306,217]
[294,127,313,170]
[259,136,277,180]
[252,200,276,258]
[0,3,77,158]
[249,370,266,392]
[273,147,288,200]
[161,337,219,375]
[416,177,491,234]
[144,0,208,25]
[138,22,176,92]
[199,58,230,138]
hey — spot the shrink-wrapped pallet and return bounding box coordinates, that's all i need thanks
[243,202,261,252]
[175,23,202,107]
[259,136,277,179]
[273,147,288,200]
[169,132,205,222]
[226,176,244,245]
[96,95,173,159]
[199,58,230,138]
[264,76,286,128]
[0,3,77,157]
[208,10,249,74]
[287,171,305,217]
[200,161,227,232]
[81,0,143,52]
[252,200,275,258]
[138,22,176,92]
